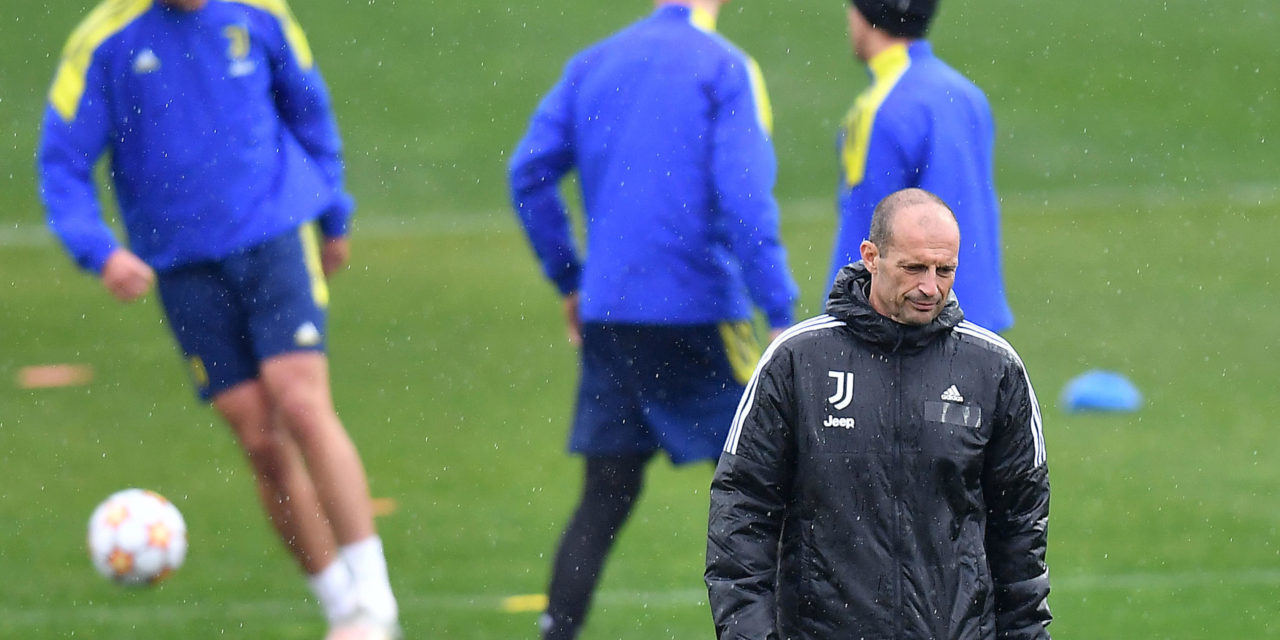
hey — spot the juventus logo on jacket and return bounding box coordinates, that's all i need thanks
[827,371,854,410]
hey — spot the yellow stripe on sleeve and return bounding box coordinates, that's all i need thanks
[745,57,774,136]
[747,57,773,137]
[49,0,152,122]
[229,0,314,69]
[841,43,910,187]
[690,6,717,32]
[687,8,771,136]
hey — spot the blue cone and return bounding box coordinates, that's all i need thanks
[1060,370,1142,413]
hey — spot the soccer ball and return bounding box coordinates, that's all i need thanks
[87,488,188,586]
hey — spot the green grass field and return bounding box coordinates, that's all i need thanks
[1,0,1277,638]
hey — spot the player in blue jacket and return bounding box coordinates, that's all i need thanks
[832,0,1014,332]
[509,1,799,638]
[37,1,398,637]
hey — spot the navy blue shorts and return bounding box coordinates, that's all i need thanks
[156,226,330,401]
[571,321,761,464]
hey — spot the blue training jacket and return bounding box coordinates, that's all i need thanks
[833,41,1013,333]
[38,0,352,273]
[508,4,798,329]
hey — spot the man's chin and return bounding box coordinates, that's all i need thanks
[894,305,941,326]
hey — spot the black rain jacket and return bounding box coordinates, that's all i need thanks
[706,262,1051,640]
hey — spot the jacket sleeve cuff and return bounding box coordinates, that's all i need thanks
[764,307,793,331]
[550,262,581,297]
[317,195,355,238]
[82,240,119,274]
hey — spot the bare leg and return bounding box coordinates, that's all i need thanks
[258,351,398,633]
[212,380,339,573]
[258,351,374,545]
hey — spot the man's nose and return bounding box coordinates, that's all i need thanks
[917,270,940,295]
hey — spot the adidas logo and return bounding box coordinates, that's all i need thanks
[132,49,161,74]
[294,321,322,347]
[941,384,964,403]
[228,59,256,77]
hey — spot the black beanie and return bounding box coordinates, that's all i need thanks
[851,0,938,38]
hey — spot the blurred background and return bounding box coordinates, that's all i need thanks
[0,1,1276,638]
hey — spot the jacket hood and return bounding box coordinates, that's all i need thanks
[824,261,963,352]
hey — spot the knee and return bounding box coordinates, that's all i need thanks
[214,385,288,474]
[272,384,339,442]
[238,428,290,479]
[259,352,339,442]
[585,455,648,506]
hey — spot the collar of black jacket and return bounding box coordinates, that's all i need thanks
[823,261,963,353]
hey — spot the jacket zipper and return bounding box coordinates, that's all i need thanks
[893,346,905,638]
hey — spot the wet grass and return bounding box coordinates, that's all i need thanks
[3,195,1277,638]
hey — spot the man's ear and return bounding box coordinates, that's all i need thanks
[859,239,879,273]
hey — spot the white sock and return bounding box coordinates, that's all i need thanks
[308,559,357,624]
[340,535,399,622]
